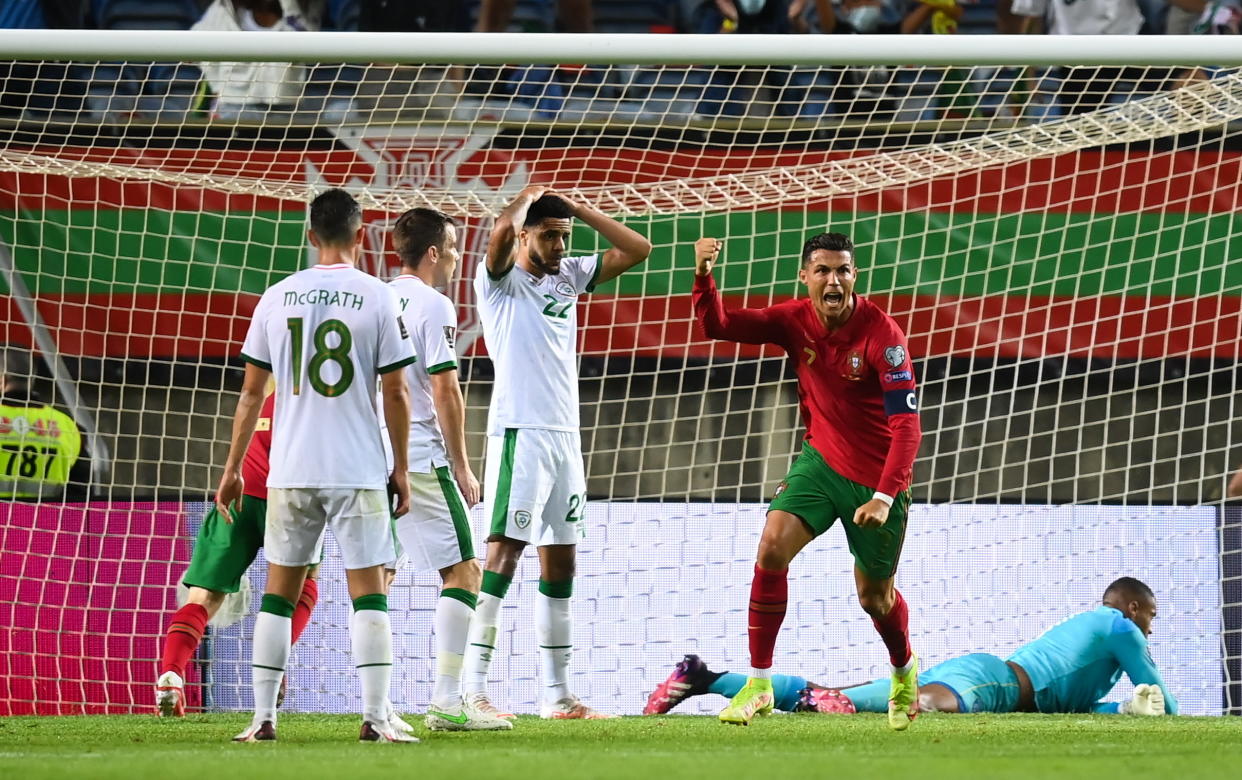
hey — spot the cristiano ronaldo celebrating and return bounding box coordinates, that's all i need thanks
[691,233,923,730]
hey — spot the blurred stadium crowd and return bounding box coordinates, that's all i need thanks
[0,0,1238,126]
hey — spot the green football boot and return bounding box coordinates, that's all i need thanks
[718,677,774,726]
[888,653,919,731]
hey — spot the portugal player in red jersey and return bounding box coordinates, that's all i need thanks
[155,392,320,718]
[691,232,922,729]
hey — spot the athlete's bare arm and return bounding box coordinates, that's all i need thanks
[567,197,652,285]
[215,362,269,518]
[486,185,548,278]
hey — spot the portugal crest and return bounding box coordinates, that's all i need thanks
[844,350,864,380]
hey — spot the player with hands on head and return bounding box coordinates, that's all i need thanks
[692,232,922,729]
[461,184,651,720]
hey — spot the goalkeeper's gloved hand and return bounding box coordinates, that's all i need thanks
[1120,684,1166,716]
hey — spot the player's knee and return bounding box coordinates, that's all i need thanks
[344,565,387,601]
[918,686,959,714]
[857,590,894,618]
[539,552,575,582]
[755,512,807,570]
[187,586,227,612]
[485,536,525,574]
[755,537,794,570]
[442,558,482,592]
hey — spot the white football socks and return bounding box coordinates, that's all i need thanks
[536,591,573,705]
[350,604,393,725]
[462,592,502,695]
[431,592,475,710]
[251,607,292,725]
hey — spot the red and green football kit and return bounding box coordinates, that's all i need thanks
[691,273,922,578]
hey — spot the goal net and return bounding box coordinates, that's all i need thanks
[0,32,1239,717]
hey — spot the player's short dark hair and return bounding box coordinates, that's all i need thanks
[393,208,456,268]
[523,195,575,227]
[1104,576,1155,604]
[309,189,363,247]
[801,232,855,266]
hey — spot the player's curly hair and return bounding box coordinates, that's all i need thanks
[801,232,854,266]
[1104,576,1155,603]
[524,195,575,227]
[309,188,363,247]
[394,207,456,267]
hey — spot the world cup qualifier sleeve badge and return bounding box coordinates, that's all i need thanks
[884,345,906,368]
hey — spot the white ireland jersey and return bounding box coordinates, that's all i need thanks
[474,254,599,436]
[1010,0,1143,35]
[241,263,416,489]
[389,274,459,472]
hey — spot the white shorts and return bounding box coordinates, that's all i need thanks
[484,428,587,547]
[265,487,394,569]
[393,467,476,572]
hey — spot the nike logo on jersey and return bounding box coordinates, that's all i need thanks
[803,347,817,365]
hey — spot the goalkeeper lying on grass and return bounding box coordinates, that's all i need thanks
[646,576,1177,717]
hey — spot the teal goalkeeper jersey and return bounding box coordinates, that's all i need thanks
[1007,606,1179,715]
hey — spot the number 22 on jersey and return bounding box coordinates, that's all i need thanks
[542,295,572,320]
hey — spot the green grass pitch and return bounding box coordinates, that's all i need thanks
[2,713,1240,780]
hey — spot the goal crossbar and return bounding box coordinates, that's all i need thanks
[2,30,1242,67]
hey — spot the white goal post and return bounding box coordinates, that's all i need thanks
[0,30,1239,717]
[3,30,1242,66]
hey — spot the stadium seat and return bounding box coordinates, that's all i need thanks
[89,1,203,121]
[327,0,359,31]
[593,0,676,33]
[464,0,556,32]
[135,62,204,122]
[957,0,999,35]
[97,0,203,30]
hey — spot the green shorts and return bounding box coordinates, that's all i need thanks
[768,443,910,580]
[181,498,267,594]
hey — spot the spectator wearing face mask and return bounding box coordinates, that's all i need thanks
[816,0,900,33]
